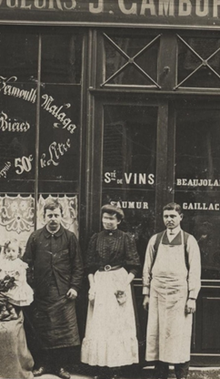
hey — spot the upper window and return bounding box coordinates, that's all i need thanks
[102,32,161,88]
[41,31,82,84]
[177,33,220,89]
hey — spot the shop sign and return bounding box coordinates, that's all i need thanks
[110,200,149,209]
[0,0,220,28]
[104,171,155,185]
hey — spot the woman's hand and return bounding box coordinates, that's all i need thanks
[88,287,96,303]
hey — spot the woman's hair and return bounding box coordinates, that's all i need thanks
[101,204,124,221]
[3,239,22,258]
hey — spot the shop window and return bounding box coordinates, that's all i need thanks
[176,34,220,89]
[175,108,220,279]
[0,29,38,82]
[38,84,80,193]
[41,32,82,84]
[102,33,161,87]
[0,27,82,203]
[0,27,82,239]
[102,105,157,267]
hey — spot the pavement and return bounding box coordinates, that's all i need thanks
[37,365,220,379]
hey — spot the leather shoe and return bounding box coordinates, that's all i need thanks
[57,368,71,379]
[33,367,48,376]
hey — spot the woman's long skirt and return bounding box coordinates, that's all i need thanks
[81,268,139,367]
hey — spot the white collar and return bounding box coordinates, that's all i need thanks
[167,225,181,236]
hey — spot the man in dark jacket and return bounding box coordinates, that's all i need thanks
[23,198,83,379]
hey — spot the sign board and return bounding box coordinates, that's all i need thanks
[0,0,220,28]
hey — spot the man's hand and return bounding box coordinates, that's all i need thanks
[66,288,77,300]
[186,299,196,314]
[143,295,150,310]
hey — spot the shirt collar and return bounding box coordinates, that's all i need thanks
[43,225,64,238]
[167,225,181,236]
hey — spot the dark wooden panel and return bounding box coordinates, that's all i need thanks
[201,296,220,351]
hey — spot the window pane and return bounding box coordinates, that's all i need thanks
[38,84,81,193]
[175,108,220,279]
[0,29,38,82]
[103,105,157,269]
[104,34,160,86]
[177,35,220,88]
[0,82,37,193]
[41,31,82,84]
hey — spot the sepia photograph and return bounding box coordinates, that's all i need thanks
[0,1,219,379]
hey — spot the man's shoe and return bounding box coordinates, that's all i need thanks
[57,368,71,379]
[33,367,48,376]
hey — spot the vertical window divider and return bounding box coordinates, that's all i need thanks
[34,33,42,230]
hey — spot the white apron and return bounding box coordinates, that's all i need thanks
[146,231,192,364]
[81,267,139,367]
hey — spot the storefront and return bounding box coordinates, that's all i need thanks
[0,0,220,365]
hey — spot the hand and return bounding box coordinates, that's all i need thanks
[88,287,96,302]
[186,299,196,314]
[143,295,150,310]
[66,288,77,300]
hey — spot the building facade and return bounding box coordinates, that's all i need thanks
[0,0,220,365]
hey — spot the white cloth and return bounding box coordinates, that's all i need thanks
[167,225,181,242]
[144,231,201,363]
[81,267,139,367]
[142,230,201,298]
[0,257,33,306]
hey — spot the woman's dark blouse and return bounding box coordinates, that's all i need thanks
[85,229,140,276]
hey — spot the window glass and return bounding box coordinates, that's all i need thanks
[175,108,220,279]
[177,35,220,88]
[0,29,38,82]
[41,32,82,84]
[0,30,38,193]
[104,33,160,86]
[103,105,157,267]
[38,84,81,194]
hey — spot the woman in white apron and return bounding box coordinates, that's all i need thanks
[81,204,140,379]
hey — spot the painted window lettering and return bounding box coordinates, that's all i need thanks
[15,156,33,175]
[0,162,11,178]
[41,95,77,134]
[0,76,36,104]
[0,112,30,132]
[40,139,71,168]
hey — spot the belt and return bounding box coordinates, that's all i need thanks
[99,265,121,272]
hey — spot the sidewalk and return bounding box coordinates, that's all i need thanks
[39,366,220,379]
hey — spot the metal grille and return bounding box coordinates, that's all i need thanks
[101,33,161,88]
[175,34,220,90]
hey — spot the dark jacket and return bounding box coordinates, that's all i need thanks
[23,225,83,298]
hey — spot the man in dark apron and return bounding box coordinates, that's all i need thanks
[142,202,201,379]
[23,198,83,379]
